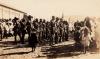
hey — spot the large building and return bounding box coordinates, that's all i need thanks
[0,3,26,20]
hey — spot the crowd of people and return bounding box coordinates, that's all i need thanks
[0,15,97,53]
[12,15,69,52]
[0,18,14,40]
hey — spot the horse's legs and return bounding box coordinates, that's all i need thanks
[59,36,62,43]
[18,33,22,43]
[52,34,54,45]
[27,32,30,45]
[38,32,43,45]
[21,33,25,44]
[14,34,17,44]
[65,33,69,41]
[49,34,53,45]
[5,32,8,39]
[55,33,57,44]
[83,45,87,54]
[0,33,3,41]
[31,47,34,52]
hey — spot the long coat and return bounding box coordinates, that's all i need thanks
[28,31,38,47]
[80,26,91,47]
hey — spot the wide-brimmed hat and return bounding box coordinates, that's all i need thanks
[28,15,33,18]
[14,17,19,20]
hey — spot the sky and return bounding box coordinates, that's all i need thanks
[0,0,100,20]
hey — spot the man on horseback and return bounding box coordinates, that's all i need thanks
[20,18,26,44]
[12,17,21,44]
[26,15,33,40]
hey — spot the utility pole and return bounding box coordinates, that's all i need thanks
[61,12,64,19]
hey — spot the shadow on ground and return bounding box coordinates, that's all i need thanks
[0,51,32,56]
[0,40,29,48]
[0,40,97,58]
[0,41,19,47]
[39,43,84,59]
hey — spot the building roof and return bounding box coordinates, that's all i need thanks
[0,3,27,14]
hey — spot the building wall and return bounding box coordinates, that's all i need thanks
[0,5,24,20]
[0,6,2,19]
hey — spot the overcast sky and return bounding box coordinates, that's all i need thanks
[0,0,100,19]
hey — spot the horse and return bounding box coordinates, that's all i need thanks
[13,21,21,44]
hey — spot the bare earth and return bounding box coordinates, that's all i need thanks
[0,37,100,59]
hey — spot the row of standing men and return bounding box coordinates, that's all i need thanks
[12,16,69,46]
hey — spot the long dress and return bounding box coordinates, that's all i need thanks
[80,26,91,47]
[28,29,38,48]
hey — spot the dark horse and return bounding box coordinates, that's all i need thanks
[12,17,21,44]
[13,17,27,44]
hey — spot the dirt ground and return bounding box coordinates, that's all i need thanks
[0,37,100,59]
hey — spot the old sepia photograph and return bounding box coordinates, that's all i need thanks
[0,0,100,59]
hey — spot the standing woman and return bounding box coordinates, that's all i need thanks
[28,24,38,52]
